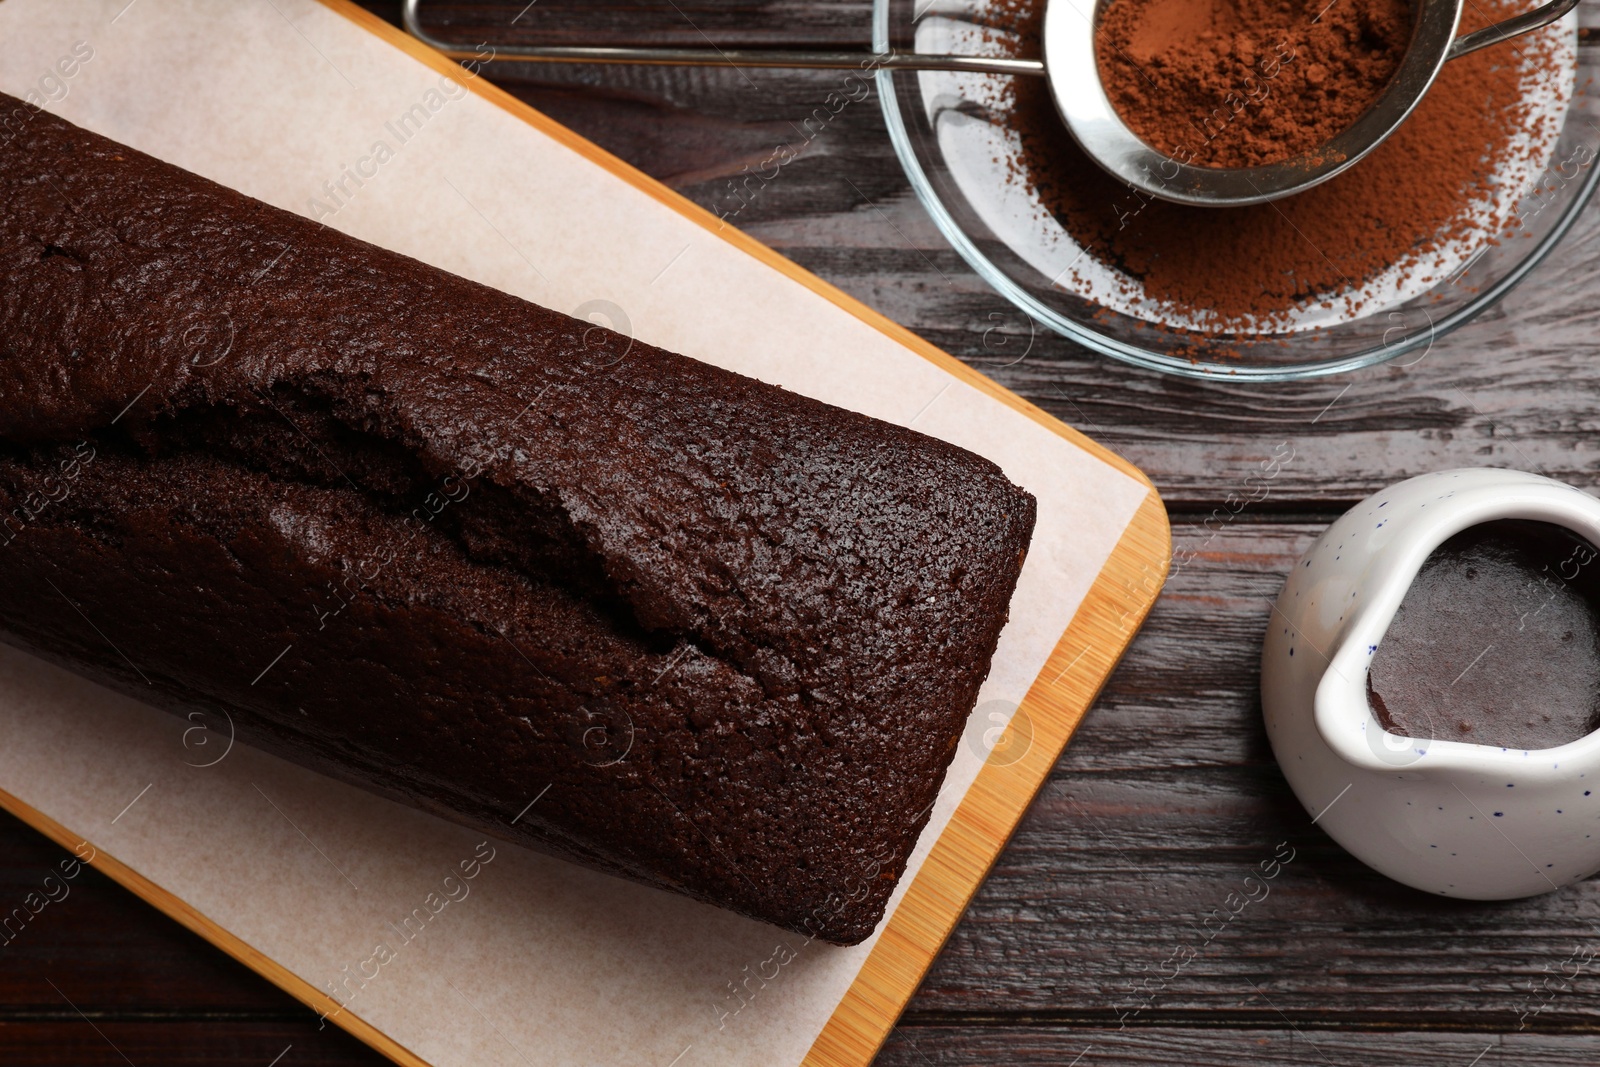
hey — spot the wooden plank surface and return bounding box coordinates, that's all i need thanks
[874,1027,1600,1065]
[6,0,1600,1062]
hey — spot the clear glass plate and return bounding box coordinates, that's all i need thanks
[872,0,1600,381]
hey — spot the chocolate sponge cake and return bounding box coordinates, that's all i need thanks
[0,95,1036,944]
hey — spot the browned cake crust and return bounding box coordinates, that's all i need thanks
[0,95,1036,944]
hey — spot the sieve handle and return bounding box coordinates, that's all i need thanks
[1448,0,1582,59]
[405,0,1575,74]
[401,0,1048,75]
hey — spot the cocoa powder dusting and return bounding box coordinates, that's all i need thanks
[980,0,1560,332]
[1095,0,1414,168]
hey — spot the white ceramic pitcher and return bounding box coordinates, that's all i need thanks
[1262,468,1600,899]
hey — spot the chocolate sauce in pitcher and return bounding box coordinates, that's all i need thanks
[1367,521,1600,750]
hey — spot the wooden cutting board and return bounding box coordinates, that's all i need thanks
[0,2,1169,1064]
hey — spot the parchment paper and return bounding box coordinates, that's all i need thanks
[0,2,1151,1064]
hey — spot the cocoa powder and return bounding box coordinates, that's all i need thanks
[1095,0,1414,168]
[981,0,1559,332]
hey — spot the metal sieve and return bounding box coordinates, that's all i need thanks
[403,0,1579,207]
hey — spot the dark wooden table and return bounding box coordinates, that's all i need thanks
[7,1,1600,1063]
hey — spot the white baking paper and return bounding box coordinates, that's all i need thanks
[0,2,1151,1064]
